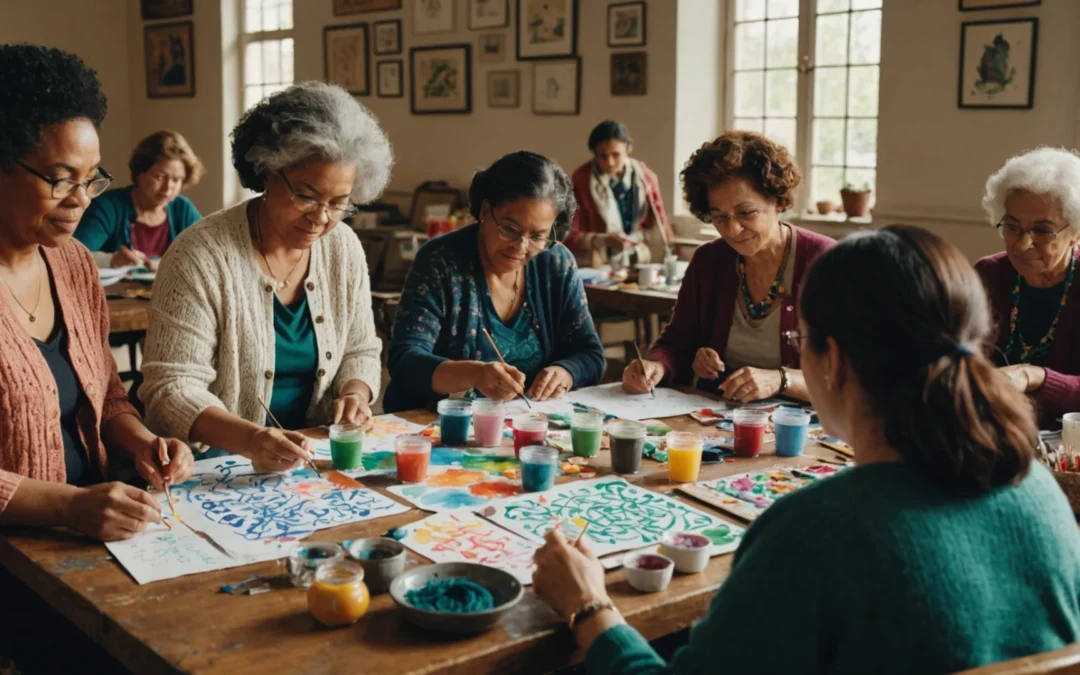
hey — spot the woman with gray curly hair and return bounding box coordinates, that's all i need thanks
[141,82,393,471]
[976,147,1080,428]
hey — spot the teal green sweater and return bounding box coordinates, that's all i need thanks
[587,462,1080,675]
[74,186,201,253]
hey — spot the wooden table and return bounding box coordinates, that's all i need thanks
[584,284,678,347]
[0,404,839,674]
[106,281,153,335]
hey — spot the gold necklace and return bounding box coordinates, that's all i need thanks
[0,254,44,323]
[255,199,306,290]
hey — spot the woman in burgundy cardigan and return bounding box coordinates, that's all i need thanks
[976,147,1080,427]
[623,132,832,403]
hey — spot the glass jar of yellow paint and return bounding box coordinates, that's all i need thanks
[666,431,704,483]
[307,561,370,627]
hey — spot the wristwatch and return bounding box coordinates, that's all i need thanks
[568,599,615,630]
[778,366,789,395]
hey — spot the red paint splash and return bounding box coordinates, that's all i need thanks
[327,471,364,489]
[468,482,519,498]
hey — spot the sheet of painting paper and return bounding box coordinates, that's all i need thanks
[384,447,522,511]
[565,383,719,421]
[478,477,744,558]
[398,510,538,585]
[358,445,520,476]
[690,468,813,511]
[311,414,426,459]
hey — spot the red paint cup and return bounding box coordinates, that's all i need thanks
[732,409,768,457]
[512,414,549,458]
[394,436,432,483]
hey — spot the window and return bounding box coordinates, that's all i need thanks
[730,0,882,213]
[243,0,294,111]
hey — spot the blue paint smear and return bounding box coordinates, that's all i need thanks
[418,489,487,508]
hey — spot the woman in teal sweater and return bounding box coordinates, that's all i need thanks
[533,225,1080,674]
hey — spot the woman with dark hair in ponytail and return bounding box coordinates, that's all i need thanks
[385,151,604,412]
[532,225,1080,674]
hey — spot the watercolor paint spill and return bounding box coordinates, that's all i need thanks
[387,468,520,512]
[398,510,539,585]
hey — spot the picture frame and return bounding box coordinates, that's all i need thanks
[611,51,646,96]
[469,0,509,30]
[478,33,506,63]
[413,0,455,35]
[373,19,402,55]
[144,21,195,98]
[377,60,404,97]
[517,0,578,61]
[532,57,580,115]
[141,0,193,20]
[958,18,1038,110]
[607,2,645,47]
[324,23,371,96]
[487,70,520,108]
[333,0,403,15]
[959,0,1040,10]
[410,44,472,114]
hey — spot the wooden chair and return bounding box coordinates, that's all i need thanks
[953,644,1080,675]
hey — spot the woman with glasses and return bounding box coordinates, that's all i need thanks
[622,132,832,402]
[976,147,1080,427]
[74,130,203,271]
[140,82,390,471]
[384,151,604,413]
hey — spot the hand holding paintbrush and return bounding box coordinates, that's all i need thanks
[631,343,656,399]
[480,328,532,408]
[257,397,322,477]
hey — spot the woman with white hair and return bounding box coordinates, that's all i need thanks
[141,82,392,471]
[977,147,1080,427]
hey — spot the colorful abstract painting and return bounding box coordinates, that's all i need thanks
[399,510,538,584]
[678,468,819,522]
[361,446,520,475]
[480,477,744,558]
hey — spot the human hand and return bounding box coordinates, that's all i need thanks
[1001,364,1046,393]
[528,366,574,401]
[720,367,782,402]
[134,437,195,490]
[333,392,373,427]
[622,358,664,394]
[474,362,527,401]
[64,482,163,541]
[146,257,160,272]
[250,428,313,473]
[532,528,610,622]
[692,348,725,380]
[603,232,636,249]
[110,246,147,268]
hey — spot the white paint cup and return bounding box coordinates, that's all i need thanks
[638,264,662,288]
[1064,413,1080,454]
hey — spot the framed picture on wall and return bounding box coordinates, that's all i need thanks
[958,18,1038,109]
[334,0,403,15]
[469,0,509,30]
[374,20,402,54]
[478,33,506,62]
[611,51,646,96]
[410,44,472,114]
[959,0,1040,10]
[532,58,579,115]
[324,23,371,96]
[517,0,578,61]
[608,2,645,47]
[377,60,404,97]
[141,0,193,20]
[487,70,520,107]
[413,0,455,35]
[144,21,195,98]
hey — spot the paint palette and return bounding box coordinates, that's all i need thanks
[678,465,842,522]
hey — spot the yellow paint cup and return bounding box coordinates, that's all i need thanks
[666,431,704,483]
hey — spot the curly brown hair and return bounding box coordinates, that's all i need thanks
[681,131,802,221]
[129,130,204,187]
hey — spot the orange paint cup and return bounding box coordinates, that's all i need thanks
[308,561,370,627]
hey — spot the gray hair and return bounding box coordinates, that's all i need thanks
[230,81,393,204]
[983,146,1080,232]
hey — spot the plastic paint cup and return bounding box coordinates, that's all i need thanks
[570,411,604,458]
[772,408,811,457]
[513,413,549,458]
[472,399,506,448]
[666,431,704,483]
[732,408,769,458]
[287,541,345,589]
[329,424,364,470]
[437,399,473,446]
[394,435,432,483]
[609,420,646,474]
[520,445,559,492]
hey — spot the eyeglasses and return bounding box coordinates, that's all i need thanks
[278,170,357,222]
[706,209,762,227]
[997,220,1071,246]
[783,329,809,353]
[17,160,112,200]
[491,211,556,252]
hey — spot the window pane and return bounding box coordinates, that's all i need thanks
[733,117,764,133]
[767,0,798,19]
[814,66,847,117]
[851,0,882,8]
[735,0,766,21]
[246,5,262,33]
[847,65,878,116]
[813,119,845,165]
[816,0,850,12]
[735,71,765,117]
[812,167,844,205]
[849,10,881,64]
[262,0,280,31]
[845,168,875,195]
[279,0,294,30]
[735,21,765,70]
[846,118,877,168]
[766,18,799,68]
[245,41,263,84]
[766,69,797,117]
[263,40,281,84]
[765,118,797,156]
[815,13,849,66]
[245,85,264,110]
[282,38,295,83]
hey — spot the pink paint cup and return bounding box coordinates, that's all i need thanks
[472,399,506,448]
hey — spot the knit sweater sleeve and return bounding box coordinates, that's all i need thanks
[73,190,121,253]
[1037,370,1080,416]
[386,244,451,406]
[332,233,383,402]
[83,248,139,425]
[549,247,605,387]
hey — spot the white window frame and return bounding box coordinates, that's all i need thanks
[239,0,295,114]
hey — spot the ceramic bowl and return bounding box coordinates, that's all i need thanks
[346,537,407,594]
[389,563,523,634]
[659,531,711,574]
[623,552,674,592]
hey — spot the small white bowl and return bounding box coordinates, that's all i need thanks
[659,531,711,574]
[623,552,674,592]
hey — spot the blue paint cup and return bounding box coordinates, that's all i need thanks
[772,407,811,457]
[520,445,559,493]
[437,399,473,446]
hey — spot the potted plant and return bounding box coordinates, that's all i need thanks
[840,183,872,218]
[815,200,837,215]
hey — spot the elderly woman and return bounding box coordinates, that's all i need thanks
[976,147,1080,427]
[536,226,1080,674]
[141,83,389,472]
[0,44,193,542]
[385,151,604,413]
[74,130,203,270]
[622,131,832,402]
[564,121,672,267]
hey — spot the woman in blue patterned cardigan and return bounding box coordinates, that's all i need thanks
[385,151,605,413]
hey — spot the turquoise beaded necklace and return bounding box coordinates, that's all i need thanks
[1005,252,1076,363]
[737,226,791,320]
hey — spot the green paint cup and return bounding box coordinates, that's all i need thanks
[329,424,364,470]
[571,411,604,458]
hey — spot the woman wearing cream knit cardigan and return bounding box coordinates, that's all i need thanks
[141,83,391,473]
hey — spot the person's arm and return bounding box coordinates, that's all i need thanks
[549,251,605,388]
[387,250,453,404]
[179,195,202,229]
[331,235,382,403]
[1035,368,1080,413]
[73,194,119,253]
[647,249,706,385]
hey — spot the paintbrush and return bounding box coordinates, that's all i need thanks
[631,343,655,399]
[481,327,532,409]
[573,520,591,547]
[257,397,322,478]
